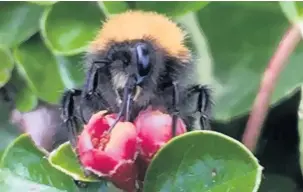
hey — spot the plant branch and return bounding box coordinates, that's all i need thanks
[242,24,302,152]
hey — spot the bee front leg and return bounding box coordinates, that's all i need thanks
[80,60,113,124]
[61,89,82,148]
[186,85,212,130]
[61,89,93,187]
[197,85,212,130]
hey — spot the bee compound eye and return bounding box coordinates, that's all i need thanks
[136,44,151,77]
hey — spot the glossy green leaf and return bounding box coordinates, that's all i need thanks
[48,142,99,182]
[48,143,134,191]
[0,169,65,192]
[56,55,85,89]
[0,48,13,70]
[0,48,14,88]
[0,102,19,152]
[29,1,58,6]
[135,1,209,17]
[0,2,43,48]
[0,134,77,191]
[0,129,16,154]
[99,1,129,16]
[280,1,303,36]
[144,131,262,192]
[15,86,38,112]
[0,71,11,88]
[41,1,104,55]
[280,1,303,22]
[197,2,303,121]
[13,35,65,104]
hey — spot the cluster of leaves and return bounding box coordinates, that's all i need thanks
[1,1,303,192]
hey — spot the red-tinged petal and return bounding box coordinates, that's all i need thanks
[135,109,186,142]
[85,111,112,138]
[77,126,93,155]
[79,149,119,176]
[104,122,138,161]
[134,107,187,163]
[77,110,139,191]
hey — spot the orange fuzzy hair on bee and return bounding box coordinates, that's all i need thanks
[89,11,190,61]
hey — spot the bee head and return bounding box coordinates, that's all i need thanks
[105,40,165,93]
[86,11,191,104]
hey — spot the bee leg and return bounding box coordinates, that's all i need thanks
[186,85,212,130]
[80,62,112,124]
[61,89,82,148]
[171,81,180,137]
[61,89,92,187]
[196,85,212,130]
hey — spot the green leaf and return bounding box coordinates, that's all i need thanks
[135,1,209,17]
[56,55,85,89]
[0,2,44,48]
[15,85,38,112]
[41,1,104,55]
[144,131,262,192]
[0,48,14,88]
[29,1,58,6]
[0,129,16,154]
[48,142,99,182]
[0,134,77,191]
[0,48,13,70]
[280,1,303,36]
[0,169,65,192]
[0,102,19,152]
[0,70,11,88]
[48,143,135,191]
[196,2,303,121]
[13,35,65,104]
[280,2,303,23]
[99,1,129,16]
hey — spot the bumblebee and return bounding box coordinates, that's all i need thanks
[61,10,212,163]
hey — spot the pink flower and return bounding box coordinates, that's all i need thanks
[77,111,138,192]
[134,107,187,163]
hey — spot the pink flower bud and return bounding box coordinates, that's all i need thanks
[134,107,187,164]
[77,111,138,192]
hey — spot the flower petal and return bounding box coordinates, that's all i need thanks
[105,122,138,161]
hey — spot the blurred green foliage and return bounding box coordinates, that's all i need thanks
[0,134,77,191]
[1,1,303,192]
[1,1,303,121]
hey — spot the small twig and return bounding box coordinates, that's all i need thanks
[242,24,302,152]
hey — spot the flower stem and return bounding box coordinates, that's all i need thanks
[242,25,302,152]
